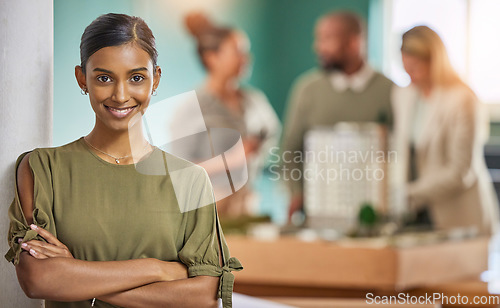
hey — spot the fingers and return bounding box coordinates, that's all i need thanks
[21,243,48,259]
[18,225,74,260]
[29,224,63,246]
[31,249,48,259]
[28,240,65,256]
[22,240,72,258]
[18,224,70,259]
[20,239,73,259]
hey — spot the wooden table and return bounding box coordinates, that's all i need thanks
[226,235,495,306]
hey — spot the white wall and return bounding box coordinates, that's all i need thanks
[0,1,53,306]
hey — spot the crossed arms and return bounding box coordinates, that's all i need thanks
[14,153,220,308]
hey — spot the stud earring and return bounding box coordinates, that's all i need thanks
[152,89,158,96]
[81,88,88,95]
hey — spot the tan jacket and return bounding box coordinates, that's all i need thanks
[392,85,499,235]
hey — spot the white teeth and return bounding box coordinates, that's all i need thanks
[108,106,134,113]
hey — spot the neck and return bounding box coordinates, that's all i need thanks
[342,57,364,76]
[85,120,149,159]
[416,80,433,97]
[206,73,239,97]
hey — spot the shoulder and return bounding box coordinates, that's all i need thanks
[15,148,47,190]
[392,84,419,103]
[443,84,477,102]
[15,137,86,173]
[392,83,417,95]
[35,137,82,152]
[241,87,273,108]
[161,150,210,182]
[389,84,420,120]
[290,68,326,93]
[371,71,395,89]
[15,148,48,173]
[161,151,214,213]
[241,86,267,99]
[21,138,83,160]
[438,84,478,113]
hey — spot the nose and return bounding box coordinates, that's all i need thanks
[111,81,130,104]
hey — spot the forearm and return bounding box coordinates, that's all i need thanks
[409,125,476,205]
[98,276,219,308]
[408,168,466,205]
[16,251,163,301]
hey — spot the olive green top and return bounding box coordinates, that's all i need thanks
[4,137,243,308]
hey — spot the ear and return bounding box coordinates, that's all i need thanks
[75,65,87,90]
[153,66,161,90]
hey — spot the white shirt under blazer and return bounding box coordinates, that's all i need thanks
[391,84,499,236]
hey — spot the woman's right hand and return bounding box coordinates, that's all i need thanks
[20,224,74,259]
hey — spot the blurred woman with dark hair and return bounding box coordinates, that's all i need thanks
[182,12,281,218]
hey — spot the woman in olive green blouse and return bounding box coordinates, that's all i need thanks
[4,13,242,308]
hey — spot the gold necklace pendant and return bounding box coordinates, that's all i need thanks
[83,136,154,165]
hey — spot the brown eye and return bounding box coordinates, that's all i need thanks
[97,75,111,83]
[131,75,144,83]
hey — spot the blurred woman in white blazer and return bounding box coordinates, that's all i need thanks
[392,25,499,236]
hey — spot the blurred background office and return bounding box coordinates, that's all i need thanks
[51,0,500,226]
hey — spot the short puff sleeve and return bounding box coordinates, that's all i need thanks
[177,167,243,308]
[4,149,57,265]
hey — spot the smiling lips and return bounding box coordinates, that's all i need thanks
[104,105,137,118]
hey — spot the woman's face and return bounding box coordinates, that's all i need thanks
[75,43,160,132]
[401,52,431,86]
[208,32,250,79]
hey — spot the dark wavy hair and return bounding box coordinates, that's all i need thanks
[184,12,233,69]
[80,13,158,74]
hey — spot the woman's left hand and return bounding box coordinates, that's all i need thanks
[20,224,74,259]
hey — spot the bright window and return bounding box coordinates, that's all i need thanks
[386,0,500,104]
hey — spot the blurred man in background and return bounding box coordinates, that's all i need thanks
[281,11,394,222]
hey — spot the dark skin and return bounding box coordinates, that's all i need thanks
[313,16,364,74]
[15,42,221,307]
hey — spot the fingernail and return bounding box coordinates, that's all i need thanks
[30,224,38,230]
[17,238,23,243]
[21,243,27,248]
[29,249,37,256]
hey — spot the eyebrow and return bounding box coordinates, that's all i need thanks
[92,67,149,74]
